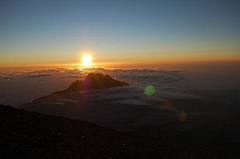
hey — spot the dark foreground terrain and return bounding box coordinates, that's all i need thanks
[0,105,237,159]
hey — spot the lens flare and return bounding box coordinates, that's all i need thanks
[144,85,155,96]
[178,112,187,122]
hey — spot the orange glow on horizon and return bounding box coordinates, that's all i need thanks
[1,56,240,69]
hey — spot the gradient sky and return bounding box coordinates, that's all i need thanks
[0,0,240,66]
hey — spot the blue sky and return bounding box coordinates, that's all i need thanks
[0,0,240,65]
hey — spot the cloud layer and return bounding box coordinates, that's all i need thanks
[0,67,188,107]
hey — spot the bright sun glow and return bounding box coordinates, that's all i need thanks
[81,54,93,66]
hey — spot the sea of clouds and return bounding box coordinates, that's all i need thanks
[0,66,239,107]
[0,67,189,106]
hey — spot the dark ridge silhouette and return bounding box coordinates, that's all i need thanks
[30,73,129,103]
[0,105,230,158]
[65,73,129,93]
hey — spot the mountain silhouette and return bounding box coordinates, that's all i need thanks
[20,73,129,115]
[62,73,129,93]
[26,73,128,102]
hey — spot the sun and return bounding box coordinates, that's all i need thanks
[81,54,93,66]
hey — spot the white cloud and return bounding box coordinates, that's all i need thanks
[109,99,150,106]
[25,73,52,78]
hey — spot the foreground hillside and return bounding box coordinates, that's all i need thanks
[0,105,233,159]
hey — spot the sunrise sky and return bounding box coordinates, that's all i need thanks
[0,0,240,66]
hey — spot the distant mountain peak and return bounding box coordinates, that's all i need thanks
[64,73,129,93]
[25,73,129,104]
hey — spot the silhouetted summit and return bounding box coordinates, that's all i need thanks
[65,73,129,93]
[24,73,129,103]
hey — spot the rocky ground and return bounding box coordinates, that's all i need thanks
[0,105,237,159]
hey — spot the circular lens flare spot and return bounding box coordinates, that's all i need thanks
[178,112,187,122]
[144,85,155,96]
[82,54,92,66]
